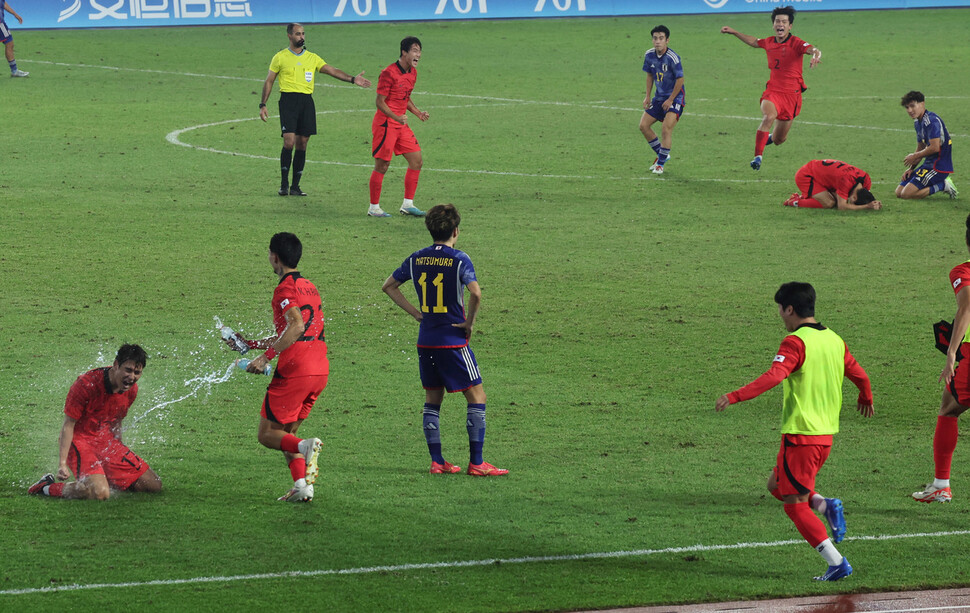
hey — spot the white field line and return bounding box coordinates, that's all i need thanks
[1,529,969,597]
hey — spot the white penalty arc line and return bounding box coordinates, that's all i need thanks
[2,529,969,597]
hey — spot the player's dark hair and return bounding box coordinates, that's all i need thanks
[965,214,970,247]
[651,25,670,39]
[116,344,148,368]
[901,90,925,106]
[270,232,303,268]
[426,204,461,242]
[400,36,422,55]
[286,23,302,35]
[775,282,815,318]
[855,188,875,206]
[771,6,795,23]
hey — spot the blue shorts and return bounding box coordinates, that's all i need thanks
[644,97,684,122]
[418,345,482,393]
[0,20,12,44]
[900,164,950,191]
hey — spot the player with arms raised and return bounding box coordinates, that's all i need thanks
[639,25,685,175]
[382,204,507,476]
[716,282,873,581]
[783,159,881,211]
[721,6,821,171]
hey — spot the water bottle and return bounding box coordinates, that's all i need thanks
[215,316,249,354]
[236,358,273,376]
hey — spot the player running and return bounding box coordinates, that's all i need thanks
[382,204,508,476]
[783,159,882,211]
[28,344,162,500]
[2,1,28,77]
[228,233,329,503]
[639,25,685,175]
[721,6,821,171]
[896,90,958,200]
[716,282,873,582]
[368,37,430,218]
[912,215,970,504]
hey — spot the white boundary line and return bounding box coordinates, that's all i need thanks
[2,529,969,597]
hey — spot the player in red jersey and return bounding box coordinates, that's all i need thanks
[913,215,970,504]
[721,6,821,171]
[782,159,882,211]
[368,37,430,219]
[28,344,162,500]
[229,232,329,503]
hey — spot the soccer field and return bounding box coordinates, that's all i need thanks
[2,8,969,611]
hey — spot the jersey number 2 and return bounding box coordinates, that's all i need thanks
[418,273,449,313]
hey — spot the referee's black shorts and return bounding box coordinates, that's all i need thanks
[278,92,316,137]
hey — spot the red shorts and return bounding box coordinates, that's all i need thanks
[772,434,831,496]
[261,374,328,424]
[761,90,802,122]
[68,436,149,490]
[949,344,970,405]
[371,115,420,161]
[794,165,823,198]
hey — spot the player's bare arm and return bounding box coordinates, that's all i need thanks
[714,394,731,411]
[247,307,303,374]
[858,401,874,418]
[643,73,655,108]
[382,276,424,322]
[407,99,429,122]
[904,137,940,168]
[942,287,970,385]
[56,416,77,480]
[320,64,372,88]
[4,2,23,23]
[808,46,822,69]
[259,70,277,122]
[720,27,759,48]
[451,281,481,339]
[376,93,406,124]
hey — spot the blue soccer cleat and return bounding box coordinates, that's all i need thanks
[750,155,762,171]
[400,205,426,217]
[813,557,852,582]
[823,498,846,543]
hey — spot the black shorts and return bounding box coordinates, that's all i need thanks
[279,92,316,137]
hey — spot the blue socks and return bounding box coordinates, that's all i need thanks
[467,404,486,465]
[658,147,670,165]
[422,403,444,464]
[929,182,945,195]
[8,60,16,74]
[647,137,661,155]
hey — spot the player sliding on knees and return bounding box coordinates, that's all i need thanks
[721,6,821,171]
[783,159,882,211]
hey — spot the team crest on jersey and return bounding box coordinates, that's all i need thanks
[773,355,785,363]
[305,71,313,82]
[955,278,963,290]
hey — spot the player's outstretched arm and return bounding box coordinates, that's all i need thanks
[320,64,371,88]
[808,46,822,68]
[382,276,423,322]
[720,26,759,48]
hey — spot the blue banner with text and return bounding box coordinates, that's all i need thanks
[17,0,970,30]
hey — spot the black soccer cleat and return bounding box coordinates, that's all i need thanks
[28,473,55,495]
[289,187,308,197]
[278,186,289,196]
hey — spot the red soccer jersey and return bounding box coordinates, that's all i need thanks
[64,368,138,440]
[272,271,329,377]
[950,261,970,297]
[804,159,872,200]
[375,61,416,125]
[757,34,812,94]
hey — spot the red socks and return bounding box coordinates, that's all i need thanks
[793,197,825,208]
[369,171,384,205]
[48,482,65,497]
[280,433,302,454]
[404,168,420,200]
[784,502,828,547]
[755,130,771,157]
[935,415,959,479]
[288,457,307,481]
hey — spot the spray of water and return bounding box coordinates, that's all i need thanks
[127,361,237,427]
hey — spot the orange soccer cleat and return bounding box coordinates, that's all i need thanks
[430,461,462,474]
[467,461,509,477]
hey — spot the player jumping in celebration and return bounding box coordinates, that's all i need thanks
[382,204,508,476]
[783,159,882,211]
[896,90,958,200]
[368,37,430,218]
[2,2,28,77]
[721,6,821,171]
[716,282,873,581]
[259,23,371,197]
[639,25,685,175]
[228,233,329,502]
[29,344,162,500]
[912,215,970,504]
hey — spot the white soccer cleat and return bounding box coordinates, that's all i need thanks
[298,437,323,485]
[652,165,665,175]
[278,483,314,502]
[11,69,29,78]
[912,484,952,503]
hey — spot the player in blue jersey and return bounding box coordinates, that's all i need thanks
[897,91,958,200]
[382,204,508,477]
[638,25,685,175]
[1,2,28,77]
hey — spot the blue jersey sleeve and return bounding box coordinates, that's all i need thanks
[391,255,414,283]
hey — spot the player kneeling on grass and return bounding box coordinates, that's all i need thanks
[715,283,873,581]
[896,90,958,201]
[783,159,881,211]
[29,344,162,500]
[382,204,507,476]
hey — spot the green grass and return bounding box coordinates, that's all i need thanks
[1,8,969,611]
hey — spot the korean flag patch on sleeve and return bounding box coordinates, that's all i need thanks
[773,355,785,363]
[280,298,291,309]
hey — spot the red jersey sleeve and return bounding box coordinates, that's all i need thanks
[727,335,805,404]
[792,35,812,55]
[950,262,970,296]
[843,346,873,405]
[64,373,94,420]
[376,66,393,97]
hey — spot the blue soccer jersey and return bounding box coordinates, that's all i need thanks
[392,244,477,348]
[642,48,685,103]
[915,110,953,173]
